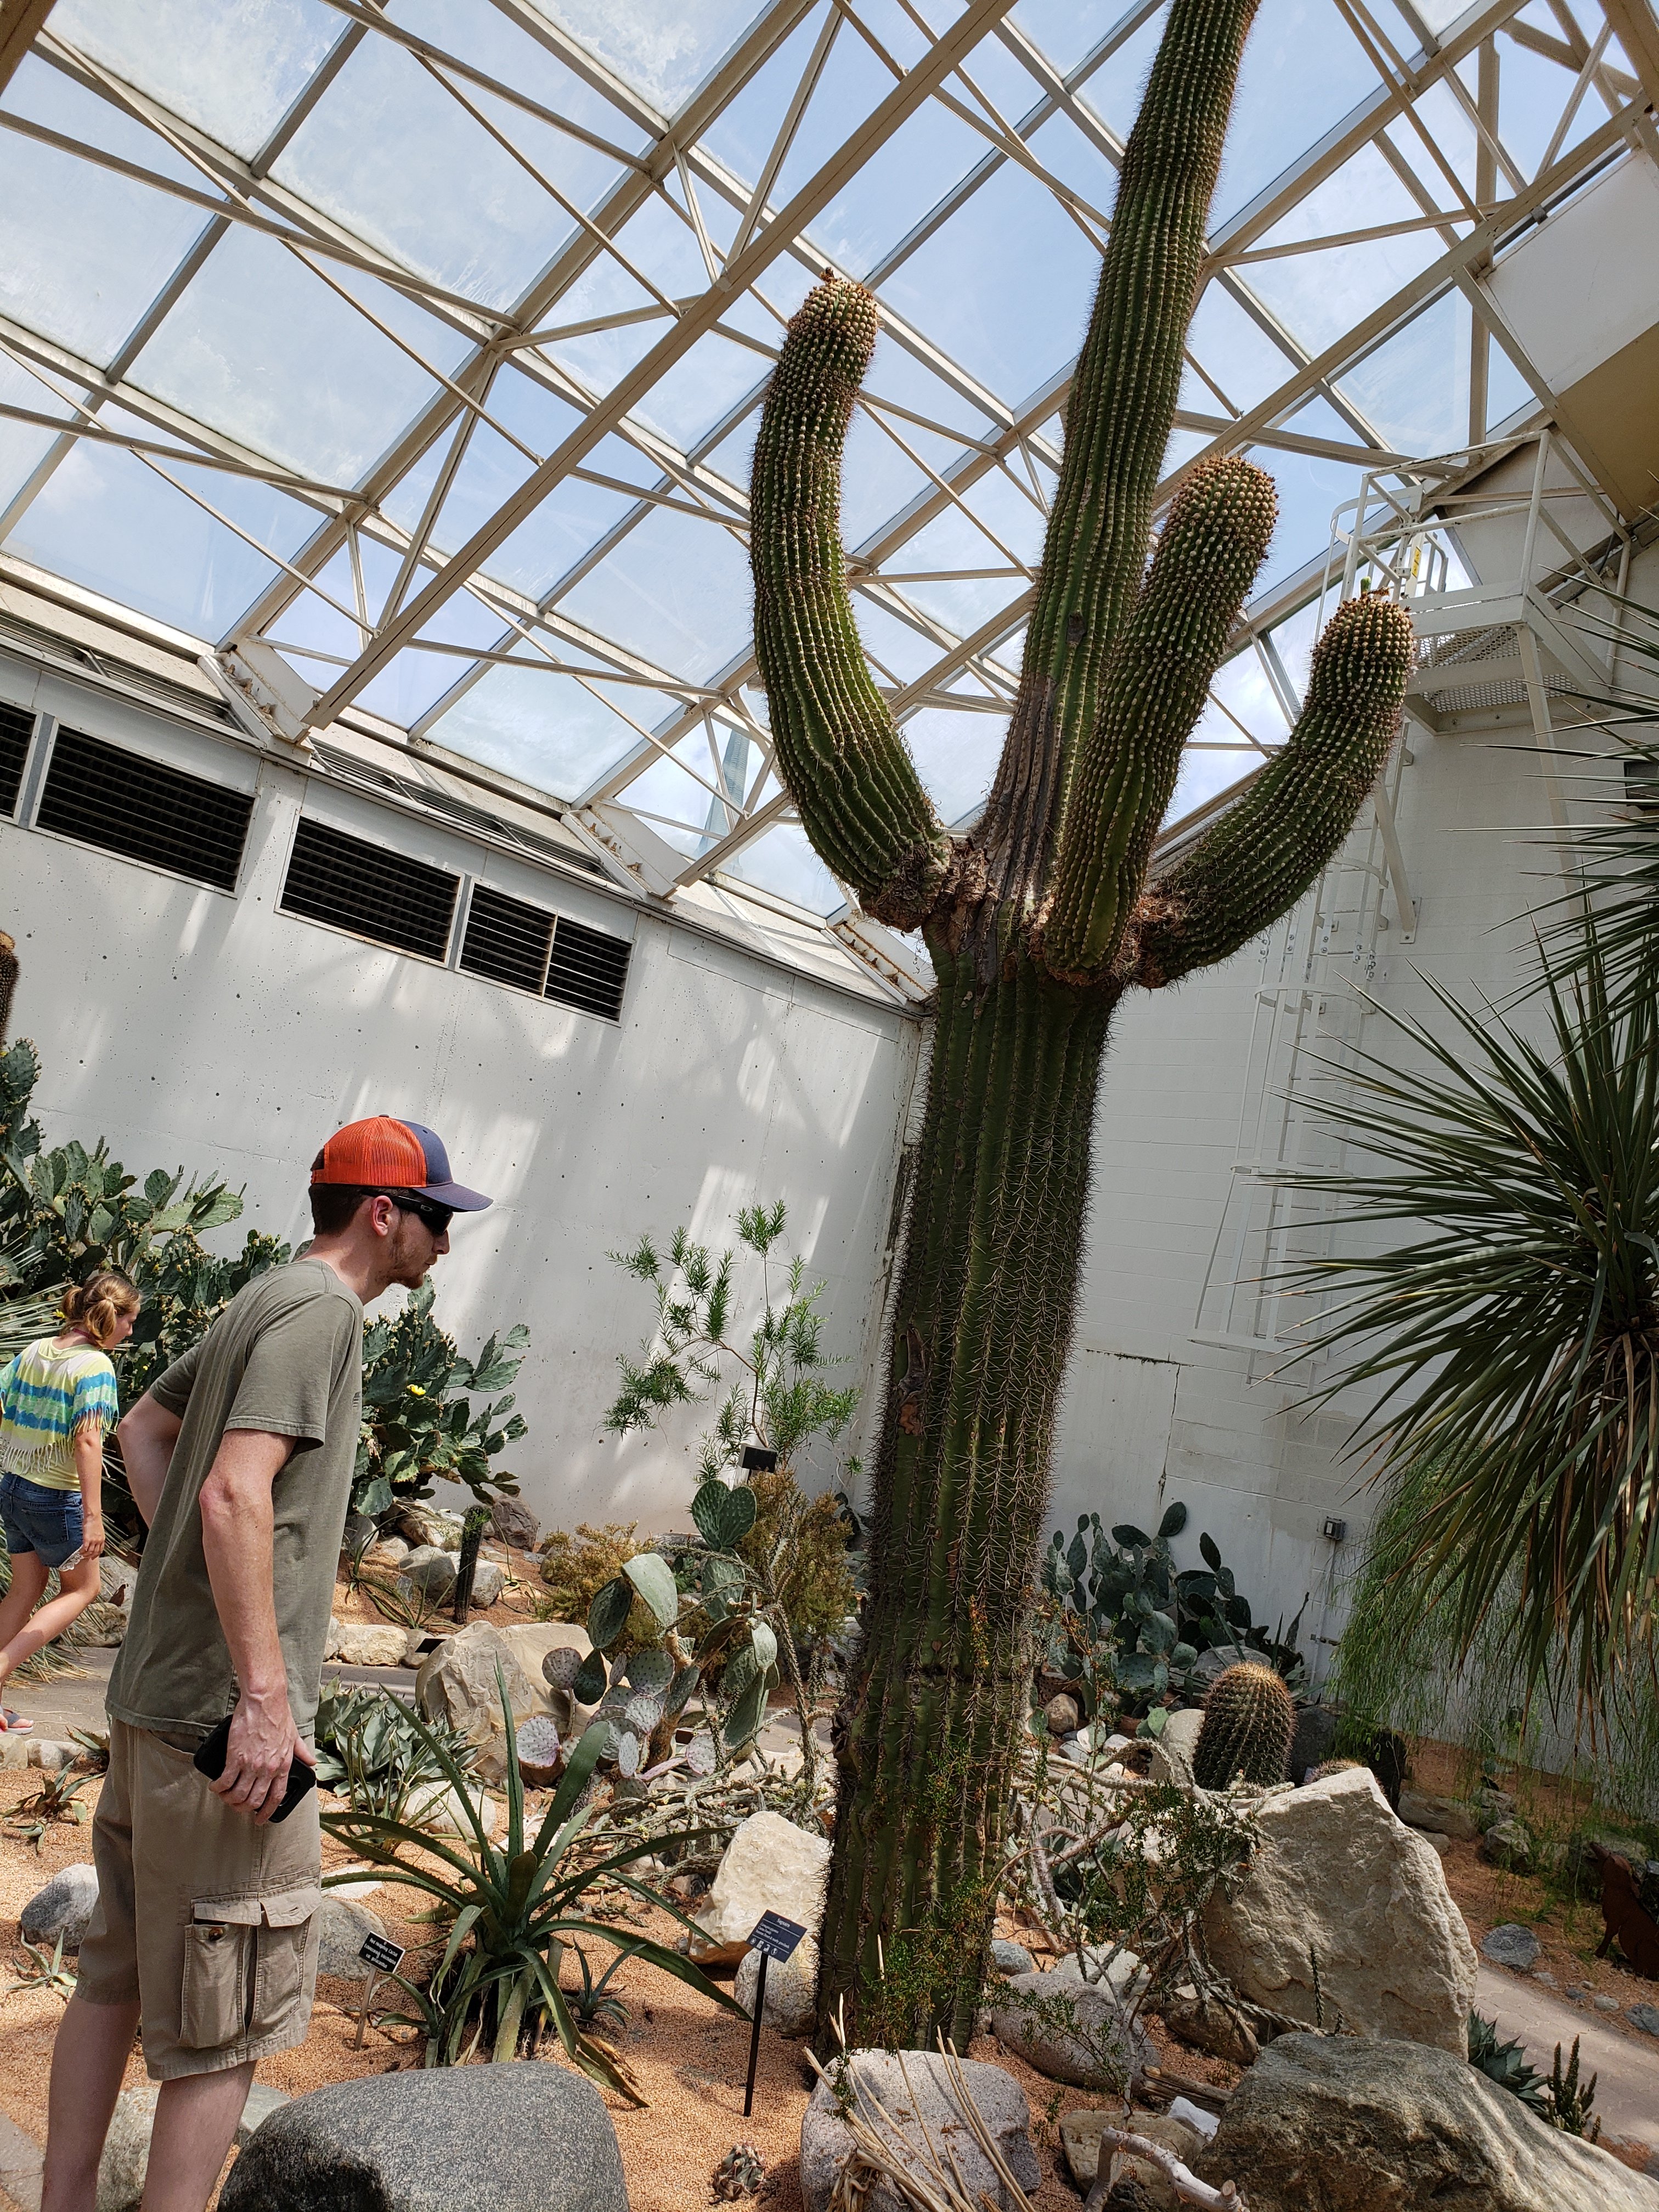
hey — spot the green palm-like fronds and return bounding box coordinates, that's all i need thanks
[1284,933,1659,1709]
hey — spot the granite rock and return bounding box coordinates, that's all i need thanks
[21,1862,99,1950]
[989,1968,1155,2090]
[314,1895,390,1980]
[800,2051,1039,2212]
[98,2081,291,2211]
[218,2062,627,2212]
[1480,1923,1542,1971]
[1148,1707,1204,1788]
[736,1932,819,2035]
[1480,1819,1537,1876]
[415,1621,542,1784]
[332,1622,409,1668]
[1399,1791,1479,1842]
[990,1939,1034,1978]
[488,1497,540,1551]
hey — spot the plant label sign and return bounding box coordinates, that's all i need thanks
[747,1912,807,1963]
[358,1934,404,1976]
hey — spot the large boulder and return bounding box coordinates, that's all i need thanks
[218,2062,628,2212]
[800,2050,1039,2212]
[691,1809,831,1966]
[988,1968,1155,2091]
[21,1863,99,1950]
[98,2082,289,2211]
[1202,1765,1476,2053]
[1198,2032,1659,2212]
[1399,1790,1478,1842]
[498,1622,591,1732]
[400,1545,458,1599]
[415,1622,542,1783]
[1290,1704,1338,1784]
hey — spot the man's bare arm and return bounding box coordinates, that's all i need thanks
[114,1395,183,1527]
[198,1430,313,1823]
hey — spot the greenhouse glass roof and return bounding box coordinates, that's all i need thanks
[0,0,1651,922]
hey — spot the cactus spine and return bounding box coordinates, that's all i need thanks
[1193,1663,1297,1789]
[749,0,1413,2052]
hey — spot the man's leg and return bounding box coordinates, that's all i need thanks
[40,1993,141,2212]
[142,2064,255,2212]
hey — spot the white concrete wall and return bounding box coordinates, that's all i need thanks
[0,650,921,1536]
[1047,529,1652,1672]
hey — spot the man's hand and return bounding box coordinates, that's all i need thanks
[212,1685,317,1824]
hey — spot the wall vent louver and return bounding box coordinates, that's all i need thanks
[281,816,457,961]
[460,882,631,1020]
[545,913,630,1022]
[36,726,252,889]
[459,883,555,993]
[0,702,31,817]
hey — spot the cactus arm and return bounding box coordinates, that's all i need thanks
[1041,455,1277,982]
[1133,592,1415,990]
[749,279,952,929]
[975,0,1262,918]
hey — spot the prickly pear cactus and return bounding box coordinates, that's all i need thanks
[749,0,1413,2051]
[1193,1663,1296,1790]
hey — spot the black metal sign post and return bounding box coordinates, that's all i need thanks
[353,1931,405,2049]
[742,1912,807,2117]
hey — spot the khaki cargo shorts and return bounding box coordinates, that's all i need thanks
[77,1718,323,2080]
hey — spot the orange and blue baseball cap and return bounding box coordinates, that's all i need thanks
[310,1116,491,1211]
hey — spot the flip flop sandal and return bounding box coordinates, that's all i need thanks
[1,1711,34,1733]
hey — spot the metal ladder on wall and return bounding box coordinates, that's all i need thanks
[1189,738,1406,1363]
[1189,427,1627,1368]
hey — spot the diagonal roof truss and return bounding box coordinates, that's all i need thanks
[0,0,1654,929]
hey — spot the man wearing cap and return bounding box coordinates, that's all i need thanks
[41,1119,490,2212]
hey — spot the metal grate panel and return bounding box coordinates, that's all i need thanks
[36,727,252,889]
[0,702,31,817]
[459,883,554,992]
[545,913,630,1022]
[281,816,457,961]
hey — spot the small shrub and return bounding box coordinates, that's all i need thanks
[740,1468,856,1643]
[538,1523,644,1621]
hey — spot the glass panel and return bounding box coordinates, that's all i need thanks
[4,434,286,637]
[725,820,842,913]
[50,0,339,160]
[554,501,752,684]
[902,702,1008,824]
[425,663,679,798]
[539,0,769,117]
[0,93,210,367]
[127,228,460,484]
[1336,290,1471,459]
[878,162,1103,405]
[1211,0,1381,226]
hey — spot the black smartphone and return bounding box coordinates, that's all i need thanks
[192,1716,317,1824]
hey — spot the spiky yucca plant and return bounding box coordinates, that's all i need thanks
[1289,930,1659,1716]
[1193,1662,1295,1789]
[749,0,1413,2049]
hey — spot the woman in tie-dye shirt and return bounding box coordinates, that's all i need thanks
[0,1267,139,1730]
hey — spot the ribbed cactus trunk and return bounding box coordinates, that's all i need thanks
[748,0,1414,2049]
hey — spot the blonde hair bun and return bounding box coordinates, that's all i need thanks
[60,1267,140,1350]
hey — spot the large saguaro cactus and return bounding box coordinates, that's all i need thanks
[749,0,1412,2049]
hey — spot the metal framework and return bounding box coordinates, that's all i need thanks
[0,0,1655,931]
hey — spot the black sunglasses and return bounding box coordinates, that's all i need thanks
[387,1193,454,1235]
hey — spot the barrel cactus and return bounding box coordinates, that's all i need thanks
[1193,1664,1296,1790]
[749,0,1413,2050]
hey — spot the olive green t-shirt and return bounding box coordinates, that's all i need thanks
[107,1259,363,1745]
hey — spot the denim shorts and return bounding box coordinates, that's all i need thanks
[0,1471,85,1569]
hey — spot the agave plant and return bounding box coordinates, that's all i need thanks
[321,1671,743,2090]
[1285,928,1659,1711]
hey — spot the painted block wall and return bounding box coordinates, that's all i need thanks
[0,653,922,1537]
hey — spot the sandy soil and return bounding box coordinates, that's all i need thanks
[4,1710,1651,2208]
[1408,1738,1659,2044]
[0,1765,1223,2212]
[331,1537,549,1639]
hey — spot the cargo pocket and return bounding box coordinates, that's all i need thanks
[179,1899,258,2051]
[251,1882,323,2042]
